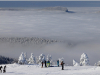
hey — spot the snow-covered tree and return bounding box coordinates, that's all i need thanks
[28,53,36,64]
[24,52,28,64]
[80,53,89,66]
[38,53,45,64]
[24,52,27,60]
[59,57,64,65]
[94,63,97,66]
[47,54,52,61]
[96,61,100,66]
[73,59,80,66]
[36,56,39,64]
[18,52,26,64]
[47,54,52,66]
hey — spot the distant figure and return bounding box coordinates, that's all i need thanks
[45,60,47,67]
[57,60,59,67]
[3,65,6,73]
[41,61,43,68]
[61,61,65,70]
[47,61,50,67]
[0,66,2,73]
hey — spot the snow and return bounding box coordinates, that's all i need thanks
[73,59,80,66]
[0,63,100,75]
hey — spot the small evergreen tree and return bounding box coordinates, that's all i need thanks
[94,63,97,66]
[24,52,28,64]
[47,54,52,61]
[28,53,36,64]
[47,54,52,66]
[96,61,100,66]
[80,53,89,66]
[18,52,26,64]
[59,57,64,65]
[36,56,39,64]
[38,53,45,64]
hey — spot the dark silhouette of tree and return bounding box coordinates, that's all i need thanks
[0,55,17,64]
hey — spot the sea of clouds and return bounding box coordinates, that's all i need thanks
[0,7,100,65]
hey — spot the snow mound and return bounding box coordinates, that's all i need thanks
[73,59,80,66]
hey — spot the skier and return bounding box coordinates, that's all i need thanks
[45,60,47,67]
[3,65,6,73]
[47,61,50,67]
[57,60,59,67]
[41,61,43,68]
[61,61,65,70]
[0,66,2,73]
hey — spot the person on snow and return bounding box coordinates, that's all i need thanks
[3,65,6,73]
[61,61,65,70]
[47,61,50,67]
[45,60,47,67]
[0,66,2,73]
[57,60,59,67]
[41,61,43,68]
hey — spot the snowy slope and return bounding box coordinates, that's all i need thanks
[0,63,100,75]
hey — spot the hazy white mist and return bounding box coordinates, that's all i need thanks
[0,7,100,65]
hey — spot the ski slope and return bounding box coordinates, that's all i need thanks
[0,63,100,75]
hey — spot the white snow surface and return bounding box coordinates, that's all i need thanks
[0,63,100,75]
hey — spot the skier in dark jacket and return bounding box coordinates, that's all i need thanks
[45,60,47,67]
[57,60,59,67]
[3,65,6,73]
[41,61,43,68]
[61,61,65,70]
[0,66,2,73]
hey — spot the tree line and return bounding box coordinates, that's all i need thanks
[0,55,17,64]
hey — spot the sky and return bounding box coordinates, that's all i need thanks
[0,1,100,7]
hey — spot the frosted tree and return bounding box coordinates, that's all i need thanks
[24,52,27,60]
[47,54,52,66]
[96,61,100,66]
[80,53,90,66]
[94,63,97,66]
[47,54,52,61]
[24,52,28,64]
[73,59,80,66]
[59,57,64,65]
[42,56,45,62]
[28,53,36,64]
[18,52,26,64]
[36,56,39,64]
[38,53,45,64]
